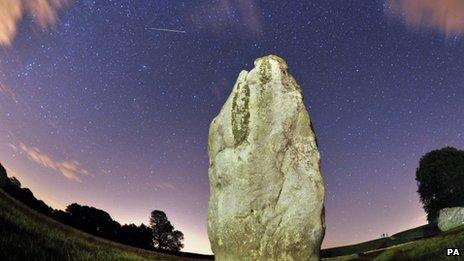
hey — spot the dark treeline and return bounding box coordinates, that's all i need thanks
[0,163,183,252]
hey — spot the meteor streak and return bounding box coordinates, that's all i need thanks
[146,27,186,34]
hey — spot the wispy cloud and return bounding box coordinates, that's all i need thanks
[386,0,464,37]
[153,182,176,191]
[190,0,263,36]
[10,143,90,183]
[0,0,69,46]
[0,82,18,103]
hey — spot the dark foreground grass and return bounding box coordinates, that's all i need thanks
[0,190,213,261]
[5,184,463,261]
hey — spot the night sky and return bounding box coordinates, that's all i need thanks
[1,0,464,254]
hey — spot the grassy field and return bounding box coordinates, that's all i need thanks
[0,190,213,261]
[321,224,441,258]
[323,225,464,260]
[3,185,464,261]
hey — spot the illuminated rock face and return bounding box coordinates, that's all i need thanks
[207,55,325,261]
[438,207,464,231]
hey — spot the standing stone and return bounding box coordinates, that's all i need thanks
[438,207,464,231]
[207,55,325,260]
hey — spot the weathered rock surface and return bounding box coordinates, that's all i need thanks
[207,55,325,260]
[438,207,464,231]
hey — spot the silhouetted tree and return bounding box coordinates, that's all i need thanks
[0,162,182,252]
[119,224,153,250]
[66,203,121,240]
[0,166,53,215]
[0,163,8,188]
[149,210,184,251]
[416,147,464,223]
[52,209,72,224]
[9,176,21,187]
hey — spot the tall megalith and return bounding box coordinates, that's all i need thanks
[207,55,325,260]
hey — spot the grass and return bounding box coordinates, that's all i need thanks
[3,184,464,261]
[372,226,464,260]
[0,190,213,261]
[321,224,440,258]
[323,225,464,260]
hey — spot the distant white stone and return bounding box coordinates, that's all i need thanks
[438,207,464,231]
[207,55,325,260]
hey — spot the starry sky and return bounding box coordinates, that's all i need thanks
[1,0,464,254]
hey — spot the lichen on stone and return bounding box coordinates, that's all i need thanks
[231,81,250,147]
[208,55,325,261]
[258,59,272,85]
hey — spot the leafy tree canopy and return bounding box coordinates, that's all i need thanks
[0,162,184,252]
[416,146,464,222]
[150,210,184,251]
[0,164,7,187]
